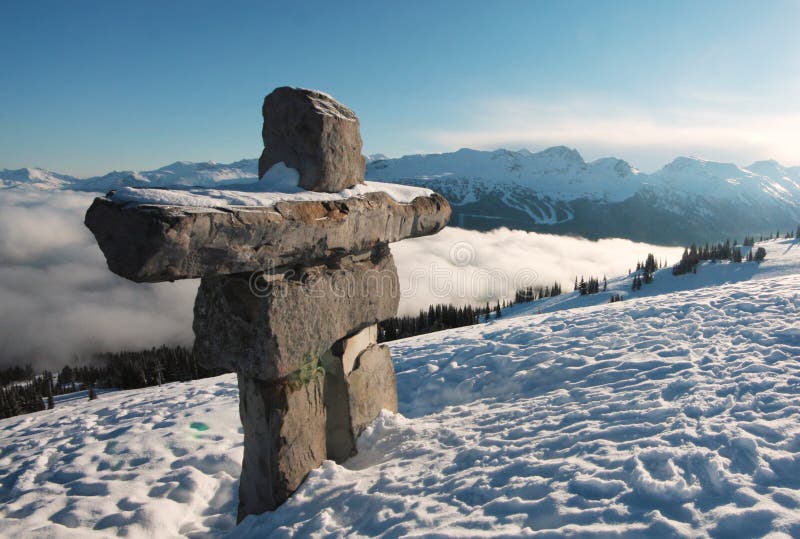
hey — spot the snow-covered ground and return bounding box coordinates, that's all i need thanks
[1,238,799,538]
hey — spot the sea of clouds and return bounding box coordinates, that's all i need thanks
[0,189,682,368]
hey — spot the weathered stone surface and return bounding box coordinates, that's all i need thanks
[321,347,352,463]
[193,247,399,381]
[339,325,377,376]
[258,87,365,192]
[323,335,398,463]
[236,371,326,521]
[84,191,450,283]
[346,344,398,435]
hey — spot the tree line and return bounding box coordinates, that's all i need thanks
[378,303,497,342]
[379,281,563,342]
[0,346,225,419]
[672,240,766,276]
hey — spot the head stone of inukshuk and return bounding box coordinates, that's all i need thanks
[84,87,451,522]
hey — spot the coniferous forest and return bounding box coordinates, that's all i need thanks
[0,346,225,419]
[378,282,563,342]
[672,240,766,276]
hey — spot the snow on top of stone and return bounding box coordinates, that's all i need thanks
[306,90,358,122]
[109,163,433,208]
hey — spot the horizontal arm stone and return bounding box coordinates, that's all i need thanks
[84,191,450,283]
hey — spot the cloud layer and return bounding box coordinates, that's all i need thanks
[0,190,198,368]
[0,190,683,368]
[392,227,683,314]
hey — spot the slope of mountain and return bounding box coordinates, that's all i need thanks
[2,238,798,538]
[3,148,800,244]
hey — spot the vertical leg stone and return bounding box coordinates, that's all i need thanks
[236,370,326,522]
[323,325,398,463]
[346,344,398,434]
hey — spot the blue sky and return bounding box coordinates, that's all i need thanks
[1,0,798,176]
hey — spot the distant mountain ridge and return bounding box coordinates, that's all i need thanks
[366,147,800,244]
[3,147,800,244]
[0,159,260,192]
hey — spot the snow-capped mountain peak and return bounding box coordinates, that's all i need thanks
[0,167,75,190]
[534,144,585,165]
[588,157,640,178]
[746,159,800,183]
[658,155,747,176]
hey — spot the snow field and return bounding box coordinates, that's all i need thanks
[237,268,799,537]
[1,239,800,538]
[0,380,243,538]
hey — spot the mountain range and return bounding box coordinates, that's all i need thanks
[366,148,800,244]
[3,147,800,245]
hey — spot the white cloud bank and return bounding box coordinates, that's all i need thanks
[0,190,683,368]
[392,227,683,314]
[0,190,198,367]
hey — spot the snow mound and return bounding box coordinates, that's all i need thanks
[2,240,800,537]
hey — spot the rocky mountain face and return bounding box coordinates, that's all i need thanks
[4,147,800,245]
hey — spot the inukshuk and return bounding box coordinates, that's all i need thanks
[84,87,451,522]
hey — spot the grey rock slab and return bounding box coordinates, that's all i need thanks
[258,87,365,192]
[84,191,450,283]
